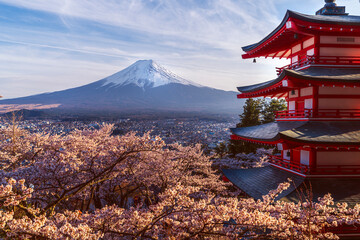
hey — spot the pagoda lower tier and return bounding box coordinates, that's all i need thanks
[230,120,360,177]
[223,166,360,207]
[223,164,360,237]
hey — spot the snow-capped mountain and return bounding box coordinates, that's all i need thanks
[0,60,244,116]
[103,60,200,88]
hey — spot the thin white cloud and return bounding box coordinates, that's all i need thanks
[0,0,282,50]
[0,39,130,58]
[2,0,359,46]
[1,0,358,99]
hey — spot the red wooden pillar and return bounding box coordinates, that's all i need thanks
[292,149,301,165]
[314,35,320,60]
[313,85,319,117]
[309,148,317,174]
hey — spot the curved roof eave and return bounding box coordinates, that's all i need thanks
[285,68,360,83]
[237,67,360,94]
[231,121,360,145]
[279,134,360,146]
[230,121,306,142]
[237,70,287,93]
[242,10,360,53]
[242,10,291,52]
[279,121,360,145]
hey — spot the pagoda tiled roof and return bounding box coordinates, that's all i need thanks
[230,121,305,142]
[223,166,360,206]
[237,67,360,93]
[286,177,360,207]
[287,67,360,81]
[293,11,360,26]
[222,166,304,201]
[231,121,360,145]
[242,10,360,53]
[237,79,277,93]
[281,121,360,144]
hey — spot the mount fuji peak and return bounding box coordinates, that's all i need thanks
[0,60,243,117]
[103,60,201,88]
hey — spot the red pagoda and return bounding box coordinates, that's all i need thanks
[223,0,360,212]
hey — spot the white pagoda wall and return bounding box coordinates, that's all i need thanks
[289,101,296,111]
[317,152,360,165]
[288,87,314,111]
[283,150,291,160]
[319,36,360,57]
[318,99,360,109]
[300,150,310,166]
[319,86,360,95]
[318,86,360,110]
[300,87,313,96]
[290,37,314,64]
[320,47,360,57]
[303,37,315,49]
[320,36,360,45]
[304,99,313,109]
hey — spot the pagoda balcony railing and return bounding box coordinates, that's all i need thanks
[276,55,360,75]
[270,155,309,174]
[269,155,360,175]
[275,109,360,119]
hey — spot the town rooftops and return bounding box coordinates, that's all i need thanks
[231,121,360,145]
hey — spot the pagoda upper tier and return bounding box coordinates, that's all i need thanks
[242,10,360,60]
[237,66,360,99]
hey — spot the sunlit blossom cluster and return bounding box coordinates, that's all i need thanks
[0,124,359,239]
[212,148,272,169]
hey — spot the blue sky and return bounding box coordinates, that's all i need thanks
[1,0,360,99]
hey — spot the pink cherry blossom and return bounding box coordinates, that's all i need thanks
[0,123,359,239]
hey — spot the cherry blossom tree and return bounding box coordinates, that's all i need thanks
[0,123,359,239]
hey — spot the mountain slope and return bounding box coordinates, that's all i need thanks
[0,60,244,116]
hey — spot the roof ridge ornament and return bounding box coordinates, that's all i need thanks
[316,0,349,16]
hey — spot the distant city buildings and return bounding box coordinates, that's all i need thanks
[0,117,237,151]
